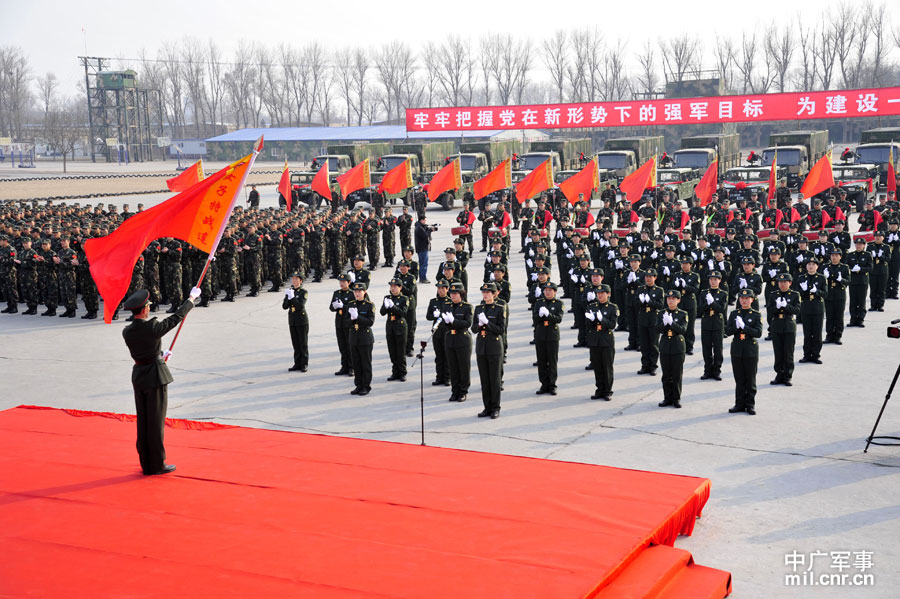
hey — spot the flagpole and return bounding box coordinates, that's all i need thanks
[164,138,264,360]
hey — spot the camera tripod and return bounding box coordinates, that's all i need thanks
[864,361,900,452]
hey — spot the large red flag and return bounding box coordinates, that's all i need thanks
[695,159,718,207]
[166,160,204,192]
[85,152,256,323]
[766,151,778,208]
[311,160,331,200]
[473,158,511,200]
[515,158,554,203]
[800,151,835,199]
[427,158,462,202]
[619,157,656,203]
[278,159,291,211]
[888,146,897,196]
[558,158,598,205]
[377,159,413,195]
[336,158,371,197]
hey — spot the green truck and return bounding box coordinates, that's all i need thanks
[673,133,741,177]
[370,141,457,206]
[511,138,592,184]
[856,128,900,192]
[721,166,787,203]
[833,163,879,211]
[438,140,522,208]
[595,136,665,183]
[654,167,703,206]
[761,130,828,190]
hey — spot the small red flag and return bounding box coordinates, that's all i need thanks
[695,159,718,208]
[888,146,897,196]
[311,161,331,200]
[336,159,371,197]
[474,158,512,200]
[166,160,204,192]
[800,151,835,200]
[427,158,462,202]
[278,159,292,211]
[378,159,413,195]
[619,157,656,203]
[515,159,554,203]
[766,151,778,208]
[558,158,599,206]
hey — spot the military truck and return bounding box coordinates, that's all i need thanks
[653,167,703,206]
[761,130,828,190]
[370,141,457,206]
[721,166,787,203]
[595,136,665,183]
[856,128,900,191]
[511,138,592,183]
[833,163,879,211]
[672,133,741,177]
[439,139,522,209]
[553,167,615,204]
[324,143,391,209]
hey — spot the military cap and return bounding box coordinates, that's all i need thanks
[389,277,402,286]
[807,256,820,264]
[488,250,501,257]
[865,198,874,204]
[290,272,303,279]
[713,246,725,253]
[830,247,843,255]
[680,255,694,263]
[817,229,828,236]
[480,282,498,292]
[435,279,450,288]
[644,268,658,277]
[444,247,456,253]
[398,259,411,266]
[536,266,550,275]
[737,288,756,299]
[797,236,808,243]
[337,273,351,282]
[571,229,583,236]
[628,253,642,261]
[619,241,632,248]
[589,268,604,277]
[654,234,665,241]
[578,253,591,261]
[596,284,611,293]
[663,244,676,252]
[20,237,31,243]
[533,253,547,261]
[40,238,51,244]
[776,272,793,282]
[682,228,693,235]
[453,237,465,244]
[448,282,464,293]
[708,270,723,279]
[492,263,507,272]
[543,281,558,291]
[854,236,867,244]
[402,246,414,253]
[665,289,681,299]
[351,282,367,291]
[441,262,456,271]
[873,229,885,237]
[838,189,848,195]
[741,256,756,264]
[123,289,150,310]
[768,246,782,254]
[0,235,8,242]
[352,255,365,262]
[726,228,736,235]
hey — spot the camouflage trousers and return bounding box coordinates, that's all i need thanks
[58,270,77,310]
[38,272,58,309]
[79,266,99,313]
[20,269,38,308]
[1,268,18,308]
[164,263,183,305]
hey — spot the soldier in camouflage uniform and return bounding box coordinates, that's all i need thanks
[216,228,238,301]
[242,224,263,295]
[364,210,381,270]
[381,207,397,268]
[77,236,99,319]
[36,239,59,316]
[161,238,184,312]
[265,224,284,292]
[56,236,79,317]
[18,238,39,315]
[308,216,326,282]
[0,235,19,313]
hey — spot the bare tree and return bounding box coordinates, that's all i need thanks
[635,40,659,96]
[600,41,628,101]
[429,36,475,107]
[658,34,700,84]
[542,30,568,103]
[764,23,795,92]
[205,40,227,134]
[43,98,87,173]
[482,34,532,106]
[159,41,187,137]
[478,39,493,105]
[351,47,369,125]
[567,30,589,101]
[182,39,207,137]
[795,15,820,90]
[832,2,862,88]
[735,32,759,93]
[334,48,355,126]
[302,43,328,125]
[814,13,839,89]
[713,35,737,92]
[0,46,31,139]
[868,2,889,86]
[36,72,57,123]
[374,42,400,121]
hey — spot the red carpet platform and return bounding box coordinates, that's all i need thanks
[0,406,731,598]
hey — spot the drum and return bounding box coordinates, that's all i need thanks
[451,226,470,236]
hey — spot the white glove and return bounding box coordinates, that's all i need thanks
[651,251,658,259]
[335,299,344,309]
[663,266,670,275]
[489,273,495,281]
[768,269,777,278]
[823,268,830,279]
[837,272,842,282]
[384,298,393,308]
[348,271,356,282]
[478,312,489,326]
[706,292,714,305]
[538,306,550,317]
[615,259,624,269]
[800,281,808,291]
[442,312,453,324]
[531,273,538,281]
[433,308,441,319]
[852,264,861,272]
[674,278,683,288]
[526,259,533,268]
[566,251,574,259]
[286,288,295,300]
[587,291,596,302]
[735,315,745,329]
[627,271,637,283]
[775,297,785,308]
[585,311,596,321]
[349,307,358,320]
[810,284,817,293]
[739,279,748,289]
[662,312,673,326]
[189,286,202,301]
[162,350,172,361]
[485,257,491,265]
[638,293,646,303]
[796,255,803,263]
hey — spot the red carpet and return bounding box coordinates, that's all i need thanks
[0,406,731,598]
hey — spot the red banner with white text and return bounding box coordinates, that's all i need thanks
[406,87,900,132]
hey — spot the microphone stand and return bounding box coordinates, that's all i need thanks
[864,361,900,452]
[409,324,438,446]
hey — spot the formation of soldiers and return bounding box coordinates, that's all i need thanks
[0,198,417,319]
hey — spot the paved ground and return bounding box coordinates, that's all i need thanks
[2,183,899,598]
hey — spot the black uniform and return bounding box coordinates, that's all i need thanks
[657,307,688,407]
[724,306,763,413]
[380,293,409,380]
[847,248,872,325]
[766,287,800,384]
[532,295,564,393]
[635,284,664,373]
[444,300,473,400]
[822,260,850,343]
[425,293,453,385]
[699,287,728,379]
[347,296,376,393]
[796,272,827,362]
[329,287,355,375]
[586,299,619,399]
[283,285,309,370]
[869,240,891,310]
[472,302,506,416]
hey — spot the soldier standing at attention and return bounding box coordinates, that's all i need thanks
[36,239,58,316]
[725,289,763,415]
[381,277,410,382]
[823,248,850,344]
[18,238,39,315]
[443,282,473,403]
[586,284,619,400]
[426,280,452,386]
[398,206,413,250]
[672,256,700,354]
[657,289,688,408]
[395,259,418,357]
[381,207,397,268]
[767,273,800,386]
[0,235,18,314]
[796,257,827,364]
[283,273,309,372]
[847,236,873,327]
[533,281,563,395]
[122,286,200,475]
[868,230,891,311]
[699,271,728,381]
[56,236,79,317]
[329,274,355,377]
[472,282,506,419]
[635,269,664,375]
[347,282,375,396]
[247,185,260,208]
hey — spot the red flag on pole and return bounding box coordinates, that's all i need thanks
[515,158,554,203]
[558,158,599,205]
[377,159,413,195]
[619,157,656,203]
[695,159,718,208]
[85,153,257,323]
[800,151,835,200]
[427,158,462,202]
[336,159,371,197]
[474,158,512,200]
[888,146,897,196]
[766,151,778,208]
[278,159,291,211]
[166,160,204,192]
[311,160,331,201]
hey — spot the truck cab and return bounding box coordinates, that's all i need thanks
[654,168,702,206]
[854,142,900,190]
[511,152,562,183]
[311,154,352,174]
[760,146,807,188]
[672,148,715,170]
[594,150,636,183]
[722,166,786,203]
[370,153,422,206]
[834,163,880,211]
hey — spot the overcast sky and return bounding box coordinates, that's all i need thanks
[2,0,890,98]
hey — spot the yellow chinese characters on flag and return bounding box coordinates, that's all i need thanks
[188,156,252,253]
